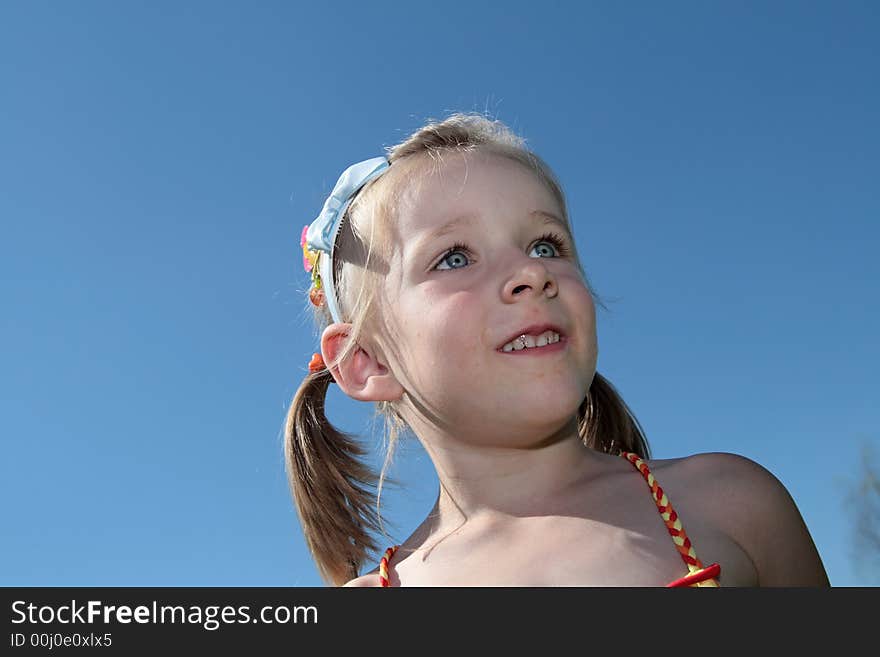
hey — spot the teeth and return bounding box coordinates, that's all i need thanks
[501,330,560,352]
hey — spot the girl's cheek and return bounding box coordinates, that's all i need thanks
[441,290,484,322]
[420,281,479,312]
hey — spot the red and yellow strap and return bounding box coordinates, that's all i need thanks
[620,451,720,587]
[379,545,399,587]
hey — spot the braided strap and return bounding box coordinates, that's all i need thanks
[620,451,720,588]
[378,545,399,587]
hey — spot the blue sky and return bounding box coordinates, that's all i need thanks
[1,1,877,587]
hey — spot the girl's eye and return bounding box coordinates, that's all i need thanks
[433,231,571,271]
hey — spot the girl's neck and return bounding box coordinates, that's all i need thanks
[425,428,614,526]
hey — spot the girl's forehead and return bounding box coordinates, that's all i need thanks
[396,154,557,233]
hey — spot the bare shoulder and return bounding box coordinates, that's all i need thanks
[656,451,829,587]
[342,568,383,587]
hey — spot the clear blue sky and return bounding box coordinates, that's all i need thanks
[2,1,877,587]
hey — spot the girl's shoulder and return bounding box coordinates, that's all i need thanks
[342,572,383,587]
[645,450,796,538]
[649,451,828,586]
[343,558,393,587]
[645,449,786,497]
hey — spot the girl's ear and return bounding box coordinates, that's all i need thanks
[320,323,404,402]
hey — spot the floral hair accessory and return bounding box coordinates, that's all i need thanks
[301,156,390,323]
[301,225,319,274]
[301,225,325,307]
[308,352,326,374]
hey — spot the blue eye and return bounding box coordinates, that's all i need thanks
[433,231,571,271]
[435,246,470,271]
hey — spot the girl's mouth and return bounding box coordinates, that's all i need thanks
[497,335,567,355]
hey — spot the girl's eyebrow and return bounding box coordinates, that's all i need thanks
[407,209,572,260]
[531,210,572,237]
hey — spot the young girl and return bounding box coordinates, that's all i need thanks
[285,112,829,587]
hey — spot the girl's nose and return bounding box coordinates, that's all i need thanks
[503,260,558,301]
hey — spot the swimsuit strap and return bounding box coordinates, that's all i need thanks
[619,451,720,587]
[379,545,399,587]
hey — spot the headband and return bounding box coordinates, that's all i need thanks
[300,156,391,323]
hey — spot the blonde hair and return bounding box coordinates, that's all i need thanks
[284,111,651,586]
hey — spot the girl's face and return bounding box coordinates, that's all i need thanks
[385,152,598,448]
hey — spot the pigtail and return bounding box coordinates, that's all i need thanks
[284,367,383,586]
[578,371,651,460]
